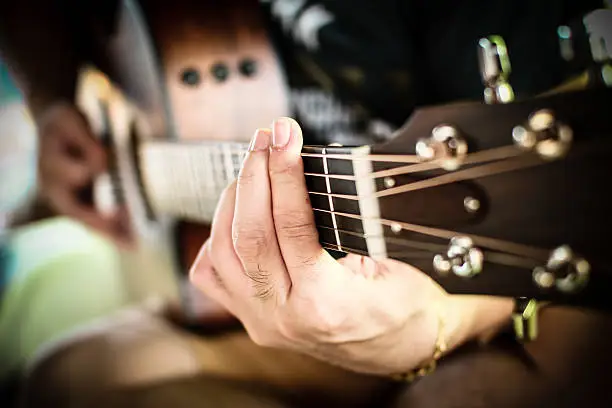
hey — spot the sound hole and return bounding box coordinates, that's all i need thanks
[211,62,230,82]
[180,67,201,87]
[238,58,257,77]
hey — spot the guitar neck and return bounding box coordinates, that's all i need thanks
[139,140,249,223]
[139,140,388,258]
[127,86,612,312]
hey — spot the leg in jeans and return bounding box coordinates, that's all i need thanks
[20,305,391,408]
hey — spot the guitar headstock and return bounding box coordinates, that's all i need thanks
[369,15,612,311]
[370,85,612,311]
[306,14,612,315]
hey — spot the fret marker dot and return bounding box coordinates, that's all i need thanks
[384,177,396,188]
[180,67,201,87]
[391,223,402,234]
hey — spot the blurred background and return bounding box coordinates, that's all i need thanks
[1,1,611,407]
[0,57,129,396]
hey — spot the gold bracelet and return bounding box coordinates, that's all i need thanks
[391,308,448,383]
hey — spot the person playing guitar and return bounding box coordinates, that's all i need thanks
[1,0,611,407]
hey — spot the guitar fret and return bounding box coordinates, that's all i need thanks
[223,143,234,185]
[139,141,244,223]
[322,148,342,251]
[212,145,222,193]
[204,147,213,195]
[302,146,368,257]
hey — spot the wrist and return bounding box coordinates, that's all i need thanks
[391,298,449,382]
[391,295,513,383]
[443,295,514,350]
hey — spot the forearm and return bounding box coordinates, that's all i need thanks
[0,0,80,119]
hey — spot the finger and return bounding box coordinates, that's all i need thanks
[40,104,107,174]
[39,139,92,187]
[233,128,291,303]
[46,184,132,247]
[268,117,333,275]
[206,181,253,297]
[189,240,235,314]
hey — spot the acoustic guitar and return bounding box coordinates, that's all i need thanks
[75,0,612,333]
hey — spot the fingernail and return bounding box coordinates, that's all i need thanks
[272,117,292,149]
[249,128,271,151]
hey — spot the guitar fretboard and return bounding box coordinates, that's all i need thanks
[140,140,248,223]
[139,140,388,259]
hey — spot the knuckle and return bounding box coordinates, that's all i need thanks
[288,253,320,272]
[243,266,275,301]
[232,224,271,261]
[236,169,256,188]
[268,160,297,179]
[275,212,315,240]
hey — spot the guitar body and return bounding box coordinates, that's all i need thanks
[77,0,290,328]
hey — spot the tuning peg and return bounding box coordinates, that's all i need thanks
[416,124,468,171]
[433,236,483,278]
[512,109,573,160]
[478,35,515,104]
[557,9,612,88]
[532,245,590,293]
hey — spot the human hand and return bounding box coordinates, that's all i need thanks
[189,117,513,376]
[37,102,131,245]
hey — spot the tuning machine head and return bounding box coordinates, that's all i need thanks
[416,124,467,171]
[512,109,573,160]
[533,245,590,293]
[478,36,515,104]
[434,236,483,278]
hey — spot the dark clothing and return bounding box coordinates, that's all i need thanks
[258,0,603,144]
[0,0,604,144]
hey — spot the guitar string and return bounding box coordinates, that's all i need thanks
[317,226,541,269]
[320,242,539,270]
[303,145,522,181]
[311,208,550,261]
[154,145,531,202]
[154,142,518,167]
[317,225,446,251]
[141,143,525,195]
[307,153,542,201]
[170,144,424,164]
[301,152,421,163]
[374,153,542,199]
[139,144,549,262]
[320,244,540,273]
